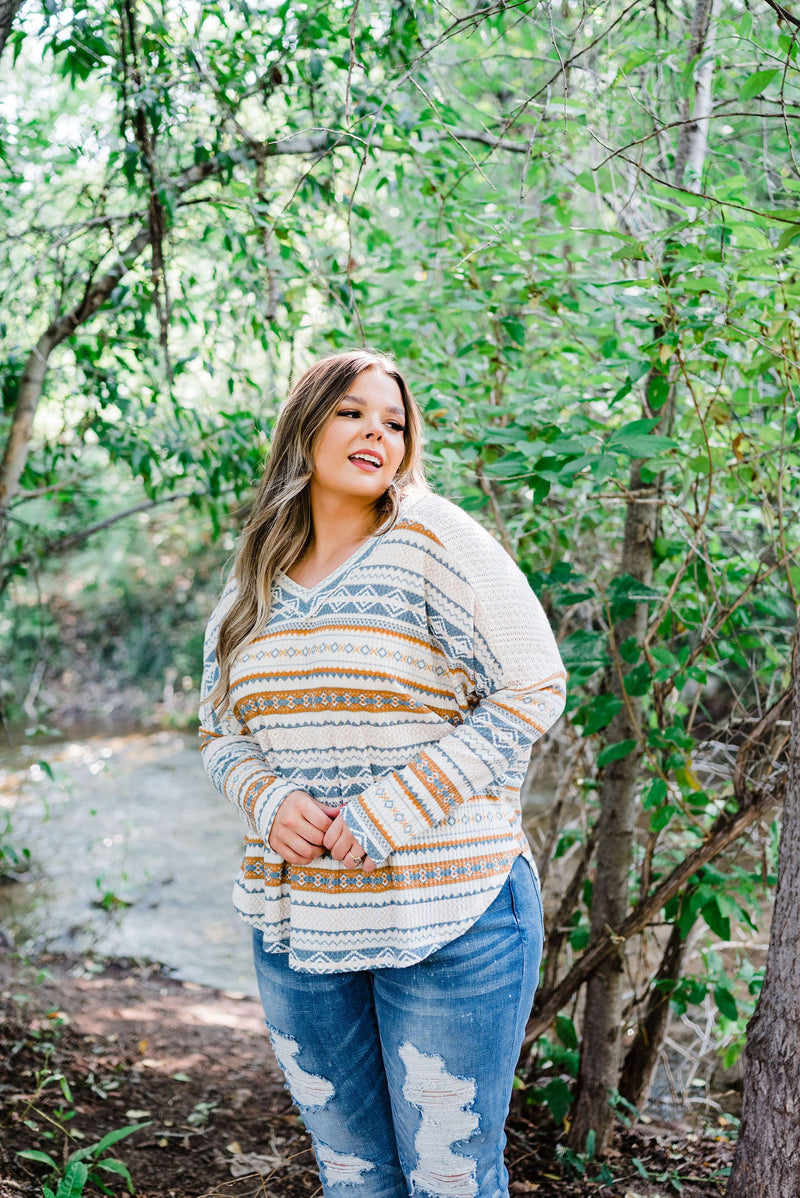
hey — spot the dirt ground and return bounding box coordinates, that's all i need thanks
[0,950,734,1198]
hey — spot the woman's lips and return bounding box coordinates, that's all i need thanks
[348,455,382,471]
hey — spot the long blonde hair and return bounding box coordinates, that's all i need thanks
[209,348,428,713]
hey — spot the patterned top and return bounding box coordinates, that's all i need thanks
[199,491,566,973]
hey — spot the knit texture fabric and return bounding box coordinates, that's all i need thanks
[199,492,566,973]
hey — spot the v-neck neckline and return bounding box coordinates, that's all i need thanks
[276,534,380,598]
[274,495,418,599]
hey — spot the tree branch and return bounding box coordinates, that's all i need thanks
[521,777,782,1054]
[761,0,800,29]
[1,491,196,591]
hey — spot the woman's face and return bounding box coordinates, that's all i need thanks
[310,368,407,506]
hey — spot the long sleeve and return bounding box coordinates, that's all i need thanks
[342,512,567,867]
[199,576,298,842]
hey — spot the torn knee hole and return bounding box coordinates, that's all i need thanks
[265,1025,334,1110]
[399,1042,479,1198]
[315,1141,375,1187]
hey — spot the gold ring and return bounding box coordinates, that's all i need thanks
[348,849,366,866]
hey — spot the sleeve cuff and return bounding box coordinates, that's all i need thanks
[342,797,395,868]
[254,779,300,845]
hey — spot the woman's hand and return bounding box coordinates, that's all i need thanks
[323,811,376,874]
[269,791,338,865]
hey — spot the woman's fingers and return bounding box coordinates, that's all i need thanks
[296,795,340,836]
[323,812,352,857]
[270,791,336,855]
[271,831,325,865]
[272,801,370,869]
[323,812,369,866]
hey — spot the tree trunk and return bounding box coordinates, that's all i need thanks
[726,624,800,1198]
[618,923,690,1111]
[0,0,23,59]
[567,463,658,1153]
[567,0,720,1152]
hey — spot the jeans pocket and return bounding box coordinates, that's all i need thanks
[508,855,545,949]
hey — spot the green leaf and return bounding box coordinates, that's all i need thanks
[555,1015,578,1050]
[623,663,652,697]
[722,1037,745,1069]
[544,1077,573,1123]
[714,986,738,1021]
[570,925,590,951]
[95,1160,134,1193]
[559,630,607,669]
[607,575,661,605]
[606,418,677,457]
[597,739,638,767]
[702,900,731,941]
[642,778,668,809]
[650,803,677,832]
[776,224,800,251]
[55,1161,88,1198]
[618,637,641,664]
[581,693,622,735]
[740,69,778,101]
[16,1150,58,1168]
[92,1123,151,1156]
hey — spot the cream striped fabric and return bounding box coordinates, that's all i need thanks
[199,492,566,973]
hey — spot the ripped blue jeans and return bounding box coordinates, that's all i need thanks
[251,855,544,1198]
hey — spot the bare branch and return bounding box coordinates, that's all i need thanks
[1,491,196,591]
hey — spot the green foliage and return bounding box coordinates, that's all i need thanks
[13,1037,149,1198]
[2,0,798,1135]
[0,809,30,875]
[17,1120,148,1198]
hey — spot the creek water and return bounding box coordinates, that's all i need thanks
[0,729,258,995]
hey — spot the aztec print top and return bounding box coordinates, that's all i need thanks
[199,491,567,973]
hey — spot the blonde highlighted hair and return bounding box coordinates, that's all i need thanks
[208,348,428,713]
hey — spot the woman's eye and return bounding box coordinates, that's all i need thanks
[338,409,360,417]
[388,422,405,432]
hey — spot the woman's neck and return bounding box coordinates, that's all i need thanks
[308,488,380,548]
[301,491,381,571]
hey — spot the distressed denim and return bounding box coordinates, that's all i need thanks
[251,854,545,1198]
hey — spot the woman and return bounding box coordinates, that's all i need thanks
[199,348,566,1198]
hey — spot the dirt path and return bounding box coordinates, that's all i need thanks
[0,950,316,1198]
[0,951,733,1198]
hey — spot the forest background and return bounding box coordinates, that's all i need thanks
[1,0,799,1192]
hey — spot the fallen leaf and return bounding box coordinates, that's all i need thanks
[230,1152,285,1178]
